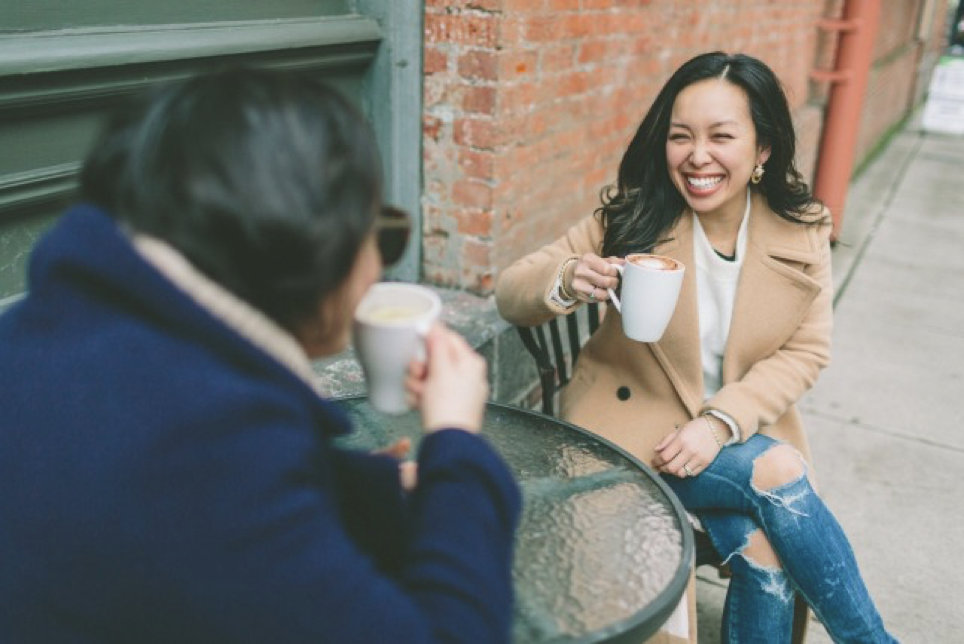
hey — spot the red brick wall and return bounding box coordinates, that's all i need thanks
[917,0,952,102]
[422,0,947,294]
[858,45,920,161]
[853,0,947,164]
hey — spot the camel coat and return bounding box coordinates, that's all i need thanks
[495,192,833,467]
[497,192,830,643]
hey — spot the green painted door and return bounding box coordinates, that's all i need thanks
[0,0,422,310]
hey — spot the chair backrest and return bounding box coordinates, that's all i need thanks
[515,302,600,416]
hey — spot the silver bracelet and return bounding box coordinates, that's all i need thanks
[557,257,579,300]
[702,415,724,448]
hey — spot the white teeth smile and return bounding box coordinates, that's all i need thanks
[686,176,723,189]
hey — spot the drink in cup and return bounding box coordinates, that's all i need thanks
[353,283,442,414]
[606,253,685,343]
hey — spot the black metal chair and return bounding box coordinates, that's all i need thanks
[514,302,600,417]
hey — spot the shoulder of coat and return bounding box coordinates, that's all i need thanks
[751,196,828,259]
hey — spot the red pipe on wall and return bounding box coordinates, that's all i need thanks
[810,0,882,239]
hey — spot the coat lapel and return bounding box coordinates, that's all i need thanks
[644,195,824,414]
[722,194,823,382]
[649,214,704,416]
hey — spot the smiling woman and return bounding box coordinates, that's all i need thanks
[596,52,817,263]
[495,52,897,643]
[665,78,769,256]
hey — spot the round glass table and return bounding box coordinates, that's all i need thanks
[334,396,693,643]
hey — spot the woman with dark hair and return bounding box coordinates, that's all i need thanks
[496,52,895,642]
[0,68,519,643]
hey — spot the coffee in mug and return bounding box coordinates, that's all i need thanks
[353,283,442,414]
[359,305,423,324]
[607,253,684,343]
[627,254,682,271]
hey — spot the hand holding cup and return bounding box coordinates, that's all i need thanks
[353,283,441,414]
[606,253,684,343]
[405,324,488,433]
[567,253,623,302]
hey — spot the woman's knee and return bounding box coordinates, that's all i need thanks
[751,443,806,491]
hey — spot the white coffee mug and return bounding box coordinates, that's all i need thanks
[353,283,442,414]
[606,253,685,343]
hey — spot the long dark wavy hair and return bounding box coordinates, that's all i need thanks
[599,52,822,258]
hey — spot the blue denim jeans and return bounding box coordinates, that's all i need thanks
[663,434,897,644]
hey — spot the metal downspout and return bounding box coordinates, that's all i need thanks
[810,0,882,238]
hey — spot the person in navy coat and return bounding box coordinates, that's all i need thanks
[0,68,520,643]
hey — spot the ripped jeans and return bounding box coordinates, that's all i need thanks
[663,434,897,644]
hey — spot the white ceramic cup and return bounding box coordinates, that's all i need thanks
[353,283,442,414]
[606,253,685,343]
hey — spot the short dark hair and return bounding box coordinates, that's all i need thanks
[600,52,821,258]
[80,67,382,330]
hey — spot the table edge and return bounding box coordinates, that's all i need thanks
[332,394,695,644]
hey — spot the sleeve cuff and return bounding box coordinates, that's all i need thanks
[706,409,741,446]
[549,279,578,308]
[546,256,579,309]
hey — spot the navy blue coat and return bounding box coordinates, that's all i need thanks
[0,205,521,643]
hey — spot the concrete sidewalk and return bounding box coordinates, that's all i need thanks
[695,115,964,641]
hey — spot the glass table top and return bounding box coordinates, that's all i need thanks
[334,396,693,643]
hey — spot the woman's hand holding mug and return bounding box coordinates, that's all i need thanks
[566,252,684,343]
[405,324,488,434]
[606,253,685,343]
[566,253,623,302]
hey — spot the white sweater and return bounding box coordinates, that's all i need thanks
[693,191,751,400]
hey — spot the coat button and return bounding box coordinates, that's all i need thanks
[617,386,631,401]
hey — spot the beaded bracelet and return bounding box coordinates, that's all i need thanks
[557,257,579,300]
[702,415,725,448]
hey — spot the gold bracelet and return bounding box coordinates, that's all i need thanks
[557,257,579,300]
[702,415,724,448]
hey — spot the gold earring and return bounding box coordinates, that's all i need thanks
[751,163,765,185]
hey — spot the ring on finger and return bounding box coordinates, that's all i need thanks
[682,464,695,477]
[588,287,596,301]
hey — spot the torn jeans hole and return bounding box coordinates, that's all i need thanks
[720,531,795,604]
[750,448,812,518]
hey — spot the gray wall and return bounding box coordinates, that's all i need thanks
[0,0,422,310]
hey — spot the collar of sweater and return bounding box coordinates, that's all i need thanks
[130,233,324,397]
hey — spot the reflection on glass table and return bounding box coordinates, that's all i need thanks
[334,396,694,644]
